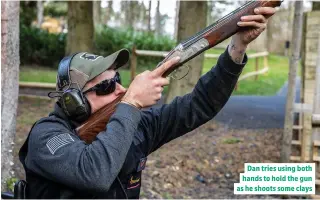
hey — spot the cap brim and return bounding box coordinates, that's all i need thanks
[89,49,130,80]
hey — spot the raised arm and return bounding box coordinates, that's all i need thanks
[140,47,246,154]
[140,6,276,154]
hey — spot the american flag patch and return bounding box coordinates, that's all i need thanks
[46,134,74,155]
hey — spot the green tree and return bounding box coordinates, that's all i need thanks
[20,1,36,27]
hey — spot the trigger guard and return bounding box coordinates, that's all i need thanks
[169,65,190,80]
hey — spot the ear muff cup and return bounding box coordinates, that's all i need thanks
[56,53,92,123]
[60,88,91,122]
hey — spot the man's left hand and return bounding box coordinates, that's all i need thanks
[235,7,276,45]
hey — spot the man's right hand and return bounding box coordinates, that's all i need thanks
[122,56,180,108]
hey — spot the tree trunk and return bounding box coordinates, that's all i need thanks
[285,1,294,56]
[173,0,180,40]
[93,1,101,28]
[165,1,207,103]
[155,0,161,36]
[1,0,20,190]
[147,0,152,31]
[206,1,213,26]
[36,1,44,28]
[66,1,94,55]
[104,0,113,24]
[281,1,304,163]
[121,1,135,29]
[266,16,273,52]
[128,1,135,29]
[313,2,320,10]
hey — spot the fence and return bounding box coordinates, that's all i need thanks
[18,48,269,97]
[130,46,269,90]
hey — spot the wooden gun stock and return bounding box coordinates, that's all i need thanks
[77,94,125,143]
[160,0,283,78]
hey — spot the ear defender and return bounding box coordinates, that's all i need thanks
[56,54,92,123]
[60,89,91,122]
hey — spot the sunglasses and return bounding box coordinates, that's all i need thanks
[83,72,121,96]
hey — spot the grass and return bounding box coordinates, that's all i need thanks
[222,137,242,144]
[20,66,57,83]
[20,50,292,96]
[203,48,290,95]
[6,177,18,192]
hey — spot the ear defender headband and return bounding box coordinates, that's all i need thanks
[56,54,91,123]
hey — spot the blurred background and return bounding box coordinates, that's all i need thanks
[17,0,311,93]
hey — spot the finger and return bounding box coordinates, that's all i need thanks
[237,21,262,29]
[151,56,180,77]
[155,86,164,93]
[154,77,170,86]
[241,15,266,23]
[254,7,276,17]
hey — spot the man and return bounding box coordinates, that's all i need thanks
[19,7,275,199]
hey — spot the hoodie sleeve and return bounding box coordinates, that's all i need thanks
[140,47,247,154]
[25,103,141,193]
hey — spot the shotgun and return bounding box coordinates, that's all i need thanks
[158,0,283,78]
[77,0,283,143]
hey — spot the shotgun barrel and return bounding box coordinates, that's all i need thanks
[159,0,283,78]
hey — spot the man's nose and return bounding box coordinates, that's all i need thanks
[114,83,127,95]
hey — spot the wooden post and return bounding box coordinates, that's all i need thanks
[313,34,320,189]
[313,34,320,117]
[130,45,137,82]
[263,55,268,68]
[263,55,269,76]
[255,57,259,80]
[281,1,304,163]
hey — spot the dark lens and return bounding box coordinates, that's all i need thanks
[115,72,121,84]
[94,72,120,96]
[96,80,116,96]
